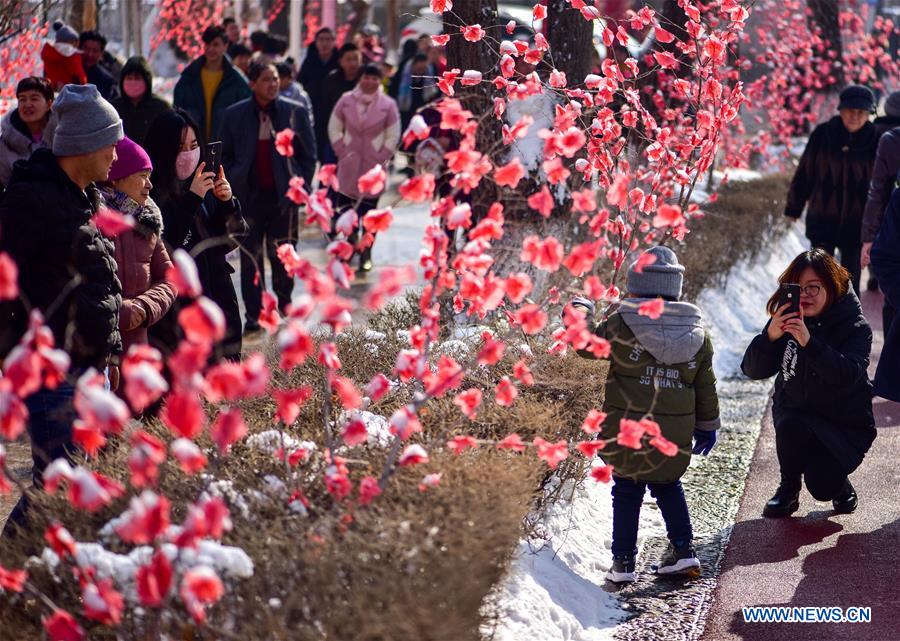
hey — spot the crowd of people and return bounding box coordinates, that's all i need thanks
[5,18,450,338]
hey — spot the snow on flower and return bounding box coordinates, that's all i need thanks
[398,444,429,467]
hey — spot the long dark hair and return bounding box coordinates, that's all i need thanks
[144,108,204,203]
[766,249,851,314]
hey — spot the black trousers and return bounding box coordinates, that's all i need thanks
[775,420,848,501]
[810,239,862,295]
[240,190,297,323]
[2,382,77,540]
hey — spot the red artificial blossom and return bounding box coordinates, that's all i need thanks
[0,0,760,633]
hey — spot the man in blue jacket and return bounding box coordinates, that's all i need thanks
[220,61,316,334]
[173,25,251,143]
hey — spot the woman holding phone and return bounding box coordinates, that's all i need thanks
[144,108,248,362]
[741,249,875,517]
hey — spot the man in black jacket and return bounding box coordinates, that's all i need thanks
[220,62,316,334]
[319,43,362,163]
[80,30,119,101]
[0,84,123,538]
[298,27,339,161]
[861,90,900,331]
[785,85,878,294]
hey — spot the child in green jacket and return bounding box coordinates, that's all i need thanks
[573,246,721,583]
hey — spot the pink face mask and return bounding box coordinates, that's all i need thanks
[122,78,146,99]
[175,148,201,181]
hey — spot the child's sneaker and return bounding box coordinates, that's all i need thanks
[653,541,701,577]
[606,554,637,584]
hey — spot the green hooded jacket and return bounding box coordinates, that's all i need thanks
[578,299,720,483]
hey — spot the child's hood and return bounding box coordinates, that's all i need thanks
[617,299,706,365]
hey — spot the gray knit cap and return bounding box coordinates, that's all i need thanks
[626,246,684,300]
[51,84,123,156]
[52,20,79,44]
[884,91,900,118]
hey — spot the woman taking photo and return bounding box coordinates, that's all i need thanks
[742,249,876,517]
[143,108,247,361]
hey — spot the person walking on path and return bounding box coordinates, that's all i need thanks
[785,84,878,294]
[298,28,339,162]
[388,53,439,133]
[572,246,721,584]
[0,77,54,191]
[98,137,176,363]
[220,62,316,334]
[0,84,123,538]
[144,109,247,362]
[328,64,400,273]
[173,25,251,144]
[79,30,118,101]
[276,61,312,113]
[742,249,875,518]
[861,89,900,334]
[320,43,362,164]
[111,56,172,147]
[41,21,87,90]
[870,188,900,402]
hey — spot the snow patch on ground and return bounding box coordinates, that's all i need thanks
[37,539,253,603]
[506,93,556,171]
[488,222,808,640]
[489,472,668,641]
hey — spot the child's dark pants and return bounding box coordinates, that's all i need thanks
[611,476,693,558]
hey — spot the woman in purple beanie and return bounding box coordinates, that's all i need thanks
[99,136,176,388]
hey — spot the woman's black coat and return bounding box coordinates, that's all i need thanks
[148,188,245,362]
[741,290,876,475]
[871,188,900,401]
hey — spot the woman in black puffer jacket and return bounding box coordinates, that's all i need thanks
[742,249,875,518]
[143,108,247,362]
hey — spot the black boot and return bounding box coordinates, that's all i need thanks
[832,479,858,514]
[763,484,800,518]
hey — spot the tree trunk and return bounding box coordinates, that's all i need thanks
[386,0,399,53]
[444,0,502,222]
[68,0,97,31]
[807,0,843,87]
[545,0,593,84]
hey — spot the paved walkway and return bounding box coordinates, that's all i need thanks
[701,287,900,641]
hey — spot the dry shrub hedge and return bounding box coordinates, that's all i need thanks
[0,174,791,640]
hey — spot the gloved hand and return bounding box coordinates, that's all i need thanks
[570,296,595,315]
[692,428,717,455]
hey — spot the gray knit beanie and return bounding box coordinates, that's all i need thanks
[52,20,79,45]
[51,84,123,156]
[884,91,900,119]
[626,246,684,300]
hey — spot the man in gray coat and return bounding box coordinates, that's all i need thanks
[220,61,316,334]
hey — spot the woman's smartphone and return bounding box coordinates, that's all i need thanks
[778,283,802,315]
[207,141,223,175]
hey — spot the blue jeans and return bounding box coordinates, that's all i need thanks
[611,476,693,558]
[1,382,77,539]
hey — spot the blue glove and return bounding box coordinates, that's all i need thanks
[692,428,717,455]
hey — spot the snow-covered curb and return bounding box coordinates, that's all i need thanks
[487,222,808,640]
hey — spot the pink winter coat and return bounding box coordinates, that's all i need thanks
[101,189,177,356]
[328,87,401,200]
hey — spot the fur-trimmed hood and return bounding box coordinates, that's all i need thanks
[98,185,164,237]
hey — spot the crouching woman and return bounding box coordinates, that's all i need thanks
[742,249,875,517]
